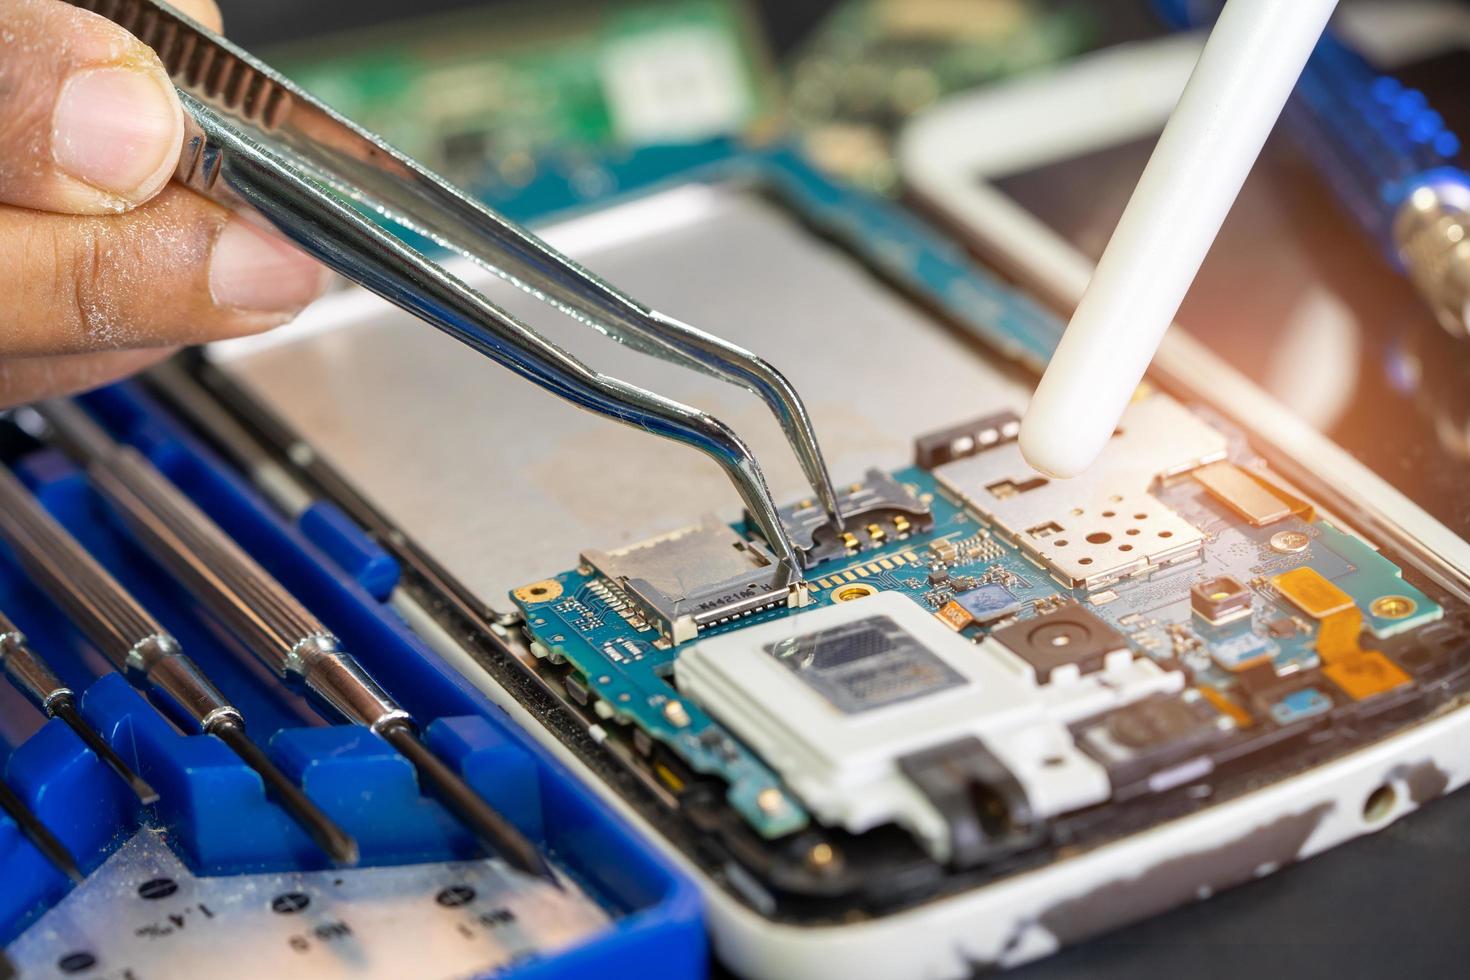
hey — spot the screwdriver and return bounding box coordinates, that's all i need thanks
[37,402,557,883]
[0,610,158,805]
[0,464,358,866]
[0,775,83,885]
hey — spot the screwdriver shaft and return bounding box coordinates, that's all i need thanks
[37,400,555,882]
[0,778,82,884]
[379,722,555,882]
[0,461,356,864]
[211,719,358,866]
[0,612,158,805]
[49,697,159,806]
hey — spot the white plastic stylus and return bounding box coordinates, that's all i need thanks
[1018,0,1340,479]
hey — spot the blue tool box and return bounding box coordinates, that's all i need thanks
[0,381,705,978]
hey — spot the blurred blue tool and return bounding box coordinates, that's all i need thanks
[1158,0,1470,338]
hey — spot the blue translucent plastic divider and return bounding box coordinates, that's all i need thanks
[0,382,705,978]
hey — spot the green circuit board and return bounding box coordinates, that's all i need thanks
[511,456,1442,839]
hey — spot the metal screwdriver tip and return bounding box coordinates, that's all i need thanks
[49,697,160,806]
[378,723,558,885]
[211,720,359,866]
[0,780,83,884]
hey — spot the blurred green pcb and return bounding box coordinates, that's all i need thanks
[788,0,1095,191]
[265,0,776,184]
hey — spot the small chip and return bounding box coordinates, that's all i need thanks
[1266,618,1299,639]
[930,539,959,563]
[955,584,1022,624]
[936,601,974,632]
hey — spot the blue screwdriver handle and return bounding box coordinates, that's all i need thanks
[1155,0,1470,336]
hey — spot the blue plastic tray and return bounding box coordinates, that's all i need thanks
[0,381,704,978]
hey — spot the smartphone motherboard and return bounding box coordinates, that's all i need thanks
[508,386,1467,904]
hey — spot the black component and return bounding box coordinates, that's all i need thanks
[1190,575,1252,623]
[1386,621,1470,685]
[896,735,1041,868]
[767,468,934,567]
[378,722,558,884]
[0,778,82,884]
[991,602,1129,683]
[563,673,591,706]
[1075,693,1226,796]
[927,567,949,585]
[1266,618,1300,638]
[913,411,1022,469]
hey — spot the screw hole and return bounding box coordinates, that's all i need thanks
[1363,784,1397,823]
[1078,558,1094,566]
[1101,510,1116,518]
[1055,539,1069,547]
[1086,532,1111,544]
[1159,530,1173,538]
[1119,544,1133,552]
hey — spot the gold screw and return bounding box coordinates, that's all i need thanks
[1370,595,1417,620]
[1269,530,1310,554]
[806,842,839,872]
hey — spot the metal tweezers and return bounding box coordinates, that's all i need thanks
[68,0,842,574]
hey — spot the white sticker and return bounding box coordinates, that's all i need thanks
[601,26,751,143]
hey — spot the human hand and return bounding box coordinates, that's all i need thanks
[0,0,329,408]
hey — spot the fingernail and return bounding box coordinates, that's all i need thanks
[52,67,182,199]
[210,220,330,314]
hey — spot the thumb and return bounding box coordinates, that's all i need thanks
[0,0,183,215]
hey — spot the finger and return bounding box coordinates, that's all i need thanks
[0,187,331,357]
[0,0,183,214]
[0,348,175,410]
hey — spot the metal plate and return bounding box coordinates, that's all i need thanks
[10,829,608,979]
[933,394,1227,589]
[209,185,1028,608]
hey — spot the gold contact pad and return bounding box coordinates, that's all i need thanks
[1272,567,1353,619]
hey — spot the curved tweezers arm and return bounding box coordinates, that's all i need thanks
[179,96,800,570]
[62,0,842,563]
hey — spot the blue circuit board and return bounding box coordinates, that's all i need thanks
[512,463,1443,839]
